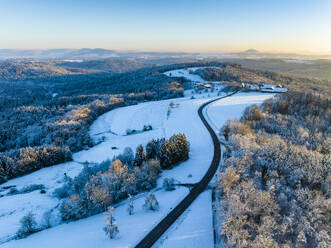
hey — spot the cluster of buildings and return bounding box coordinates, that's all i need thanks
[242,82,287,93]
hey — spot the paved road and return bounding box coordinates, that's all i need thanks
[135,91,238,248]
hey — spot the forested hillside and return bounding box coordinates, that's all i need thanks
[217,89,330,247]
[195,64,331,95]
[0,61,222,183]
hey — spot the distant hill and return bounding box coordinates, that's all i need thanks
[0,57,199,80]
[0,48,118,60]
[242,49,260,54]
[0,49,200,60]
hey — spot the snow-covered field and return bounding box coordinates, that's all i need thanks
[284,59,314,64]
[205,92,274,131]
[0,67,275,247]
[163,67,205,83]
[154,190,214,248]
[1,187,189,248]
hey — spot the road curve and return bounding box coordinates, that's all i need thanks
[135,90,239,248]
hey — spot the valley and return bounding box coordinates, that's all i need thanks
[0,67,274,247]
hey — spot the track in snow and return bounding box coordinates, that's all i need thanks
[135,90,239,248]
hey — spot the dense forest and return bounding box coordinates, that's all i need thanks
[217,91,330,247]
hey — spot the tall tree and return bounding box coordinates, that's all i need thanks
[103,206,119,239]
[133,145,146,167]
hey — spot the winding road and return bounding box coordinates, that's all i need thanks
[135,90,239,248]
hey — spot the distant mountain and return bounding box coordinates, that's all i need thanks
[0,49,201,60]
[242,49,260,54]
[0,48,118,60]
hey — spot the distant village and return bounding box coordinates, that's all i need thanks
[194,80,287,93]
[241,82,288,92]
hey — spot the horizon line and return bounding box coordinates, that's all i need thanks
[1,47,331,56]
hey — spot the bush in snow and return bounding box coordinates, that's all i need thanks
[16,212,37,238]
[103,206,119,239]
[126,129,137,135]
[163,177,176,191]
[127,194,134,215]
[42,210,52,229]
[60,194,87,221]
[143,125,152,131]
[143,192,159,211]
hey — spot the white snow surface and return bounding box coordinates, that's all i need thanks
[205,92,275,131]
[1,187,188,248]
[1,67,275,247]
[163,67,205,83]
[154,190,214,248]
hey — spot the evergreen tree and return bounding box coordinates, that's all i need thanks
[170,133,189,162]
[146,141,156,159]
[103,206,119,239]
[133,145,146,167]
[159,139,173,169]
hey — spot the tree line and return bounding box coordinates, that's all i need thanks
[57,133,189,221]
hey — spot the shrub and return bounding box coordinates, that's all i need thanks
[143,192,159,211]
[42,211,52,229]
[163,177,176,191]
[16,212,37,238]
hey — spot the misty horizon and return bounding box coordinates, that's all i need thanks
[1,48,331,57]
[1,0,330,54]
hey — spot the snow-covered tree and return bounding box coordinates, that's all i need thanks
[128,194,134,215]
[116,147,134,167]
[143,192,159,211]
[103,206,119,239]
[216,91,331,247]
[163,177,176,191]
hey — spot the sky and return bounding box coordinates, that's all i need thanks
[0,0,330,54]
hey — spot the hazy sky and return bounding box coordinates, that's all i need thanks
[0,0,330,54]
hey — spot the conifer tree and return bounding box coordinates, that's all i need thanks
[133,145,146,167]
[159,139,173,169]
[103,206,119,239]
[146,141,156,159]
